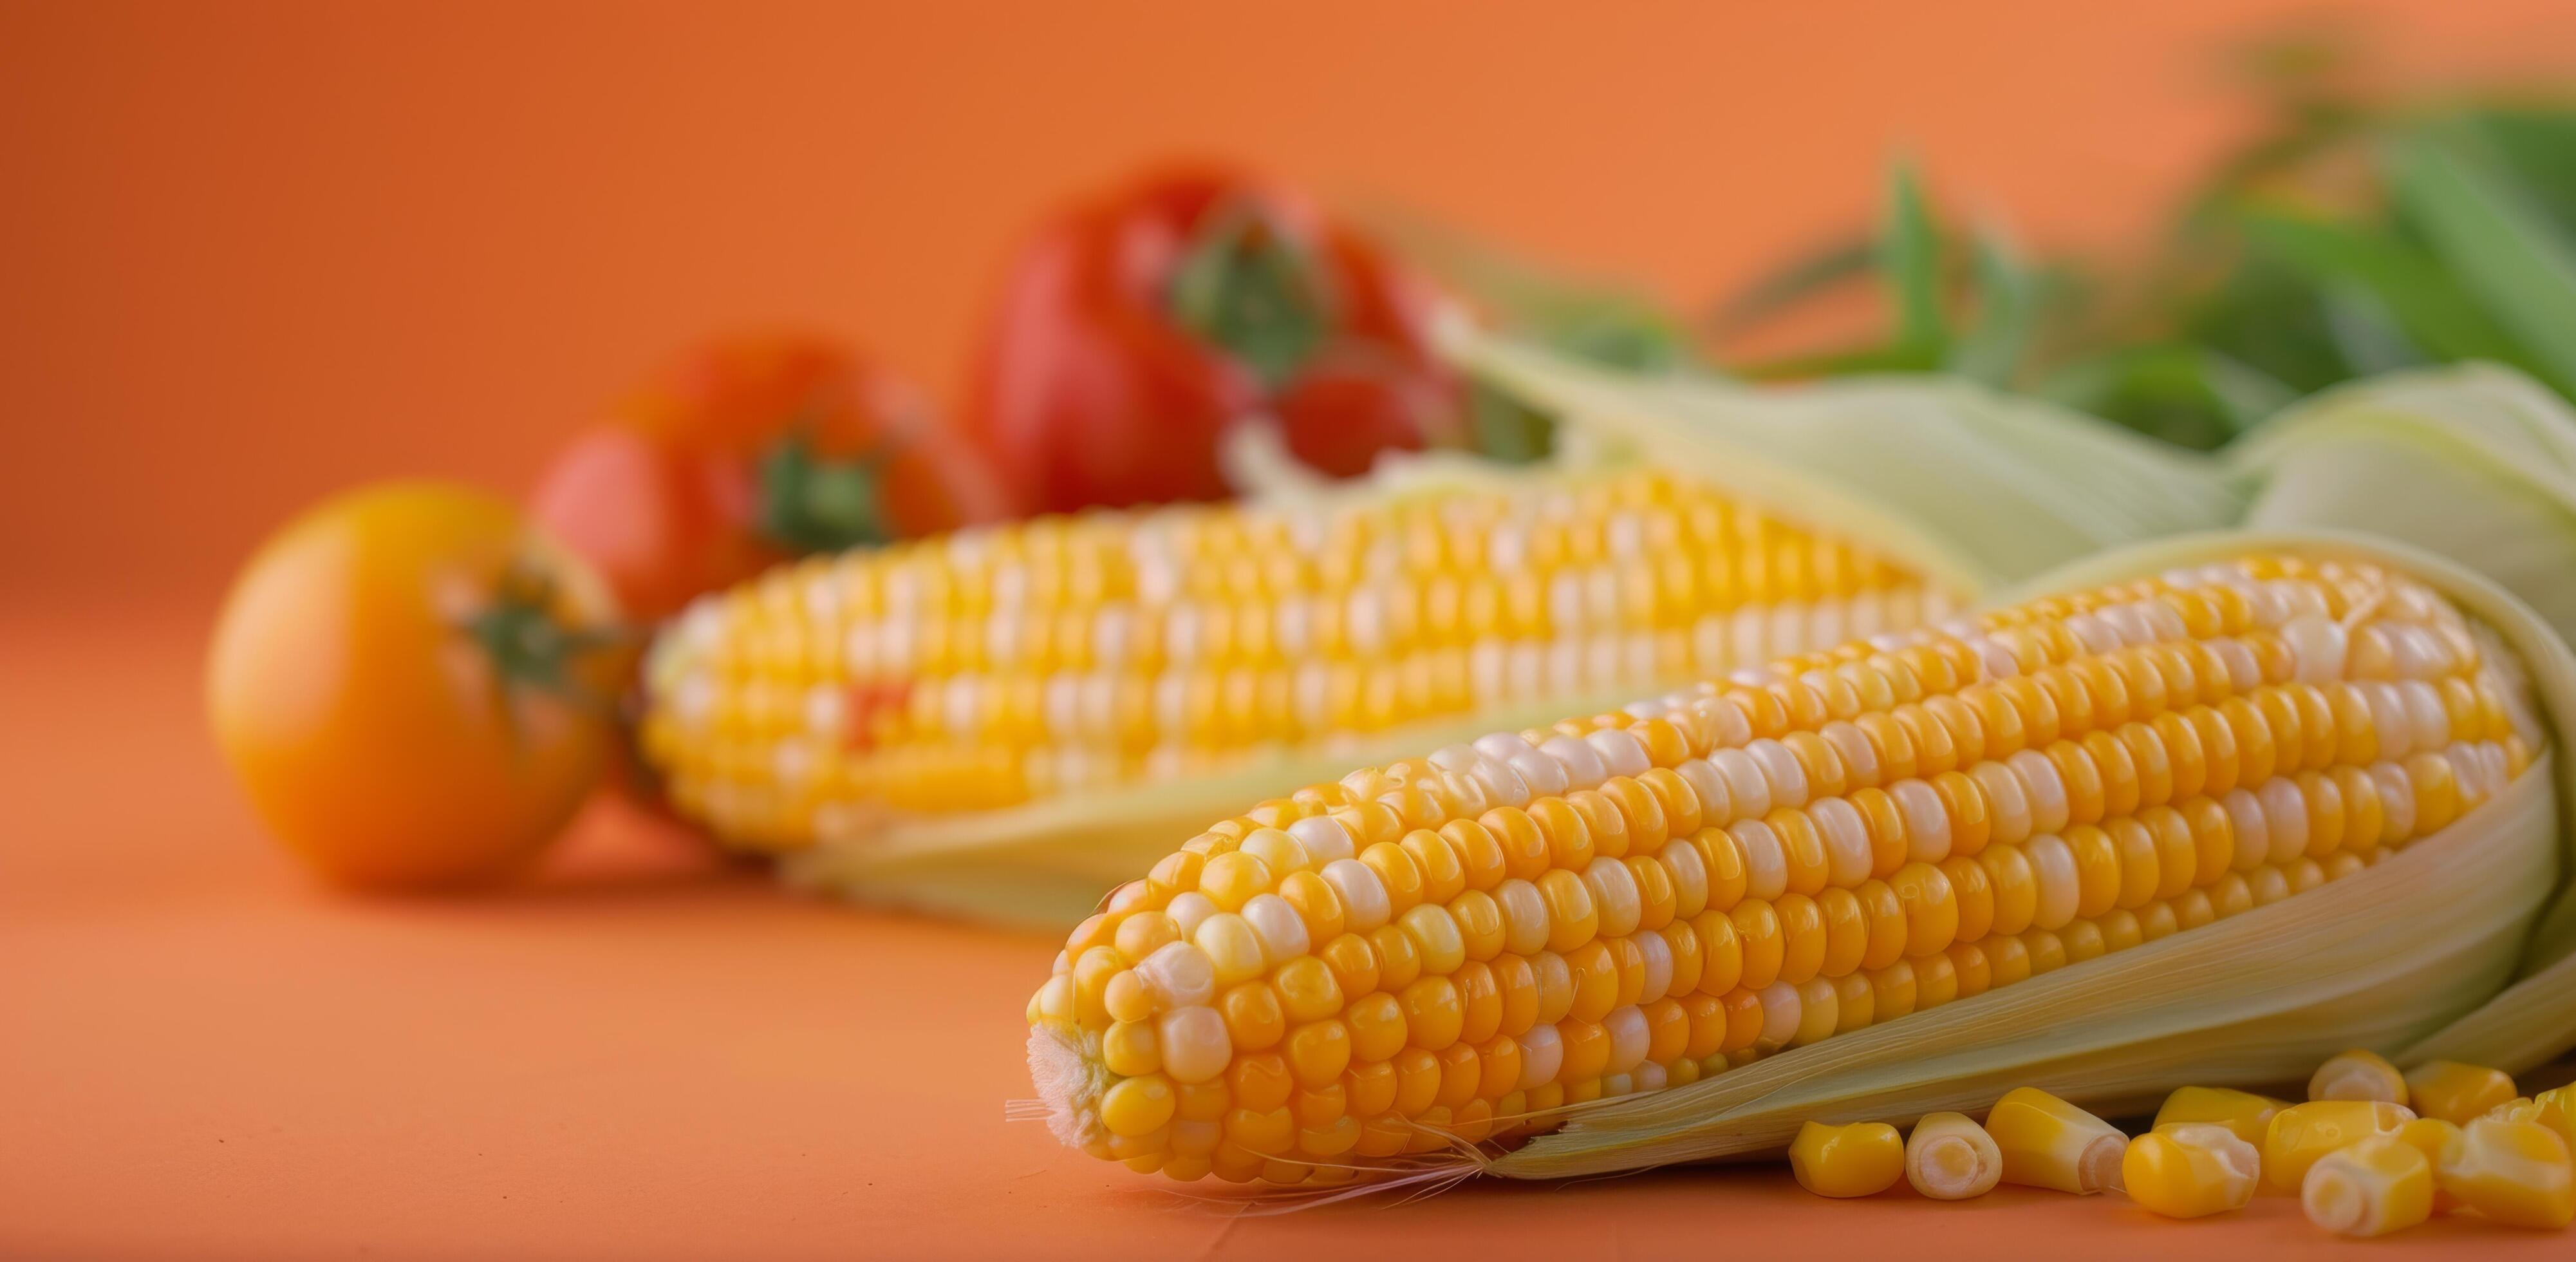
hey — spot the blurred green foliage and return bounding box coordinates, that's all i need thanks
[1711,30,2576,449]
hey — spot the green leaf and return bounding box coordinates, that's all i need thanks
[1881,159,1948,357]
[2390,126,2576,395]
[1464,382,1556,464]
[2038,344,2297,451]
[2234,207,2532,368]
[1946,227,2041,387]
[1731,341,1941,382]
[2170,259,2358,397]
[2461,106,2576,236]
[1705,236,1876,336]
[2315,288,2425,377]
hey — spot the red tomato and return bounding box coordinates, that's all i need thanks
[964,164,1460,513]
[532,334,1016,621]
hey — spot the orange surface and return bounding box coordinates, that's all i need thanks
[11,614,2573,1262]
[8,3,2576,1257]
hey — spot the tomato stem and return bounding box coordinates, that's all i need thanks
[458,560,626,727]
[755,432,897,555]
[1168,197,1336,390]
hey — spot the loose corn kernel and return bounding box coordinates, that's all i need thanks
[1790,1120,1906,1198]
[1987,1088,2126,1194]
[1905,1111,2002,1200]
[2123,1123,2259,1219]
[2152,1085,2290,1146]
[2264,1100,2416,1192]
[2309,1048,2408,1106]
[2404,1060,2519,1125]
[2304,1136,2435,1238]
[2532,1086,2576,1151]
[2436,1116,2576,1229]
[2396,1116,2465,1213]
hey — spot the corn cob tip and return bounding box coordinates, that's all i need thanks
[1028,1023,1105,1151]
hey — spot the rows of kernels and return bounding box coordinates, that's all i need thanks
[642,469,1945,846]
[1029,554,2533,1185]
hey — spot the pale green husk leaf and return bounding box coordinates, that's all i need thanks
[1443,326,2245,593]
[780,330,2238,926]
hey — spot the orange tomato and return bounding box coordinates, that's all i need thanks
[207,482,629,889]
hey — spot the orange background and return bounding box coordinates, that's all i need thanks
[5,2,2575,1257]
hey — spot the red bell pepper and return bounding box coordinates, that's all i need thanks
[964,165,1461,512]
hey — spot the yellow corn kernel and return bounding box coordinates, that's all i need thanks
[2436,1116,2576,1229]
[2500,1086,2576,1153]
[1789,1120,1905,1198]
[1905,1111,2002,1201]
[2487,1096,2535,1122]
[2264,1100,2416,1192]
[2304,1136,2434,1238]
[2123,1123,2259,1219]
[2309,1048,2408,1106]
[2151,1085,2290,1146]
[2396,1116,2464,1214]
[1098,1074,1177,1138]
[2403,1060,2518,1125]
[1986,1088,2126,1194]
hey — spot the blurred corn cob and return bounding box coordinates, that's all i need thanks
[635,328,2243,925]
[1024,542,2566,1185]
[645,466,1952,851]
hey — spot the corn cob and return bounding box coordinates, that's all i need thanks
[1025,551,2541,1185]
[641,467,1948,857]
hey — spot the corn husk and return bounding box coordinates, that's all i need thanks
[1444,326,2245,593]
[2232,364,2576,964]
[2223,364,2576,1069]
[1478,531,2574,1180]
[779,332,2242,927]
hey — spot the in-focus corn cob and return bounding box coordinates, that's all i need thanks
[1024,552,2539,1185]
[642,468,1946,853]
